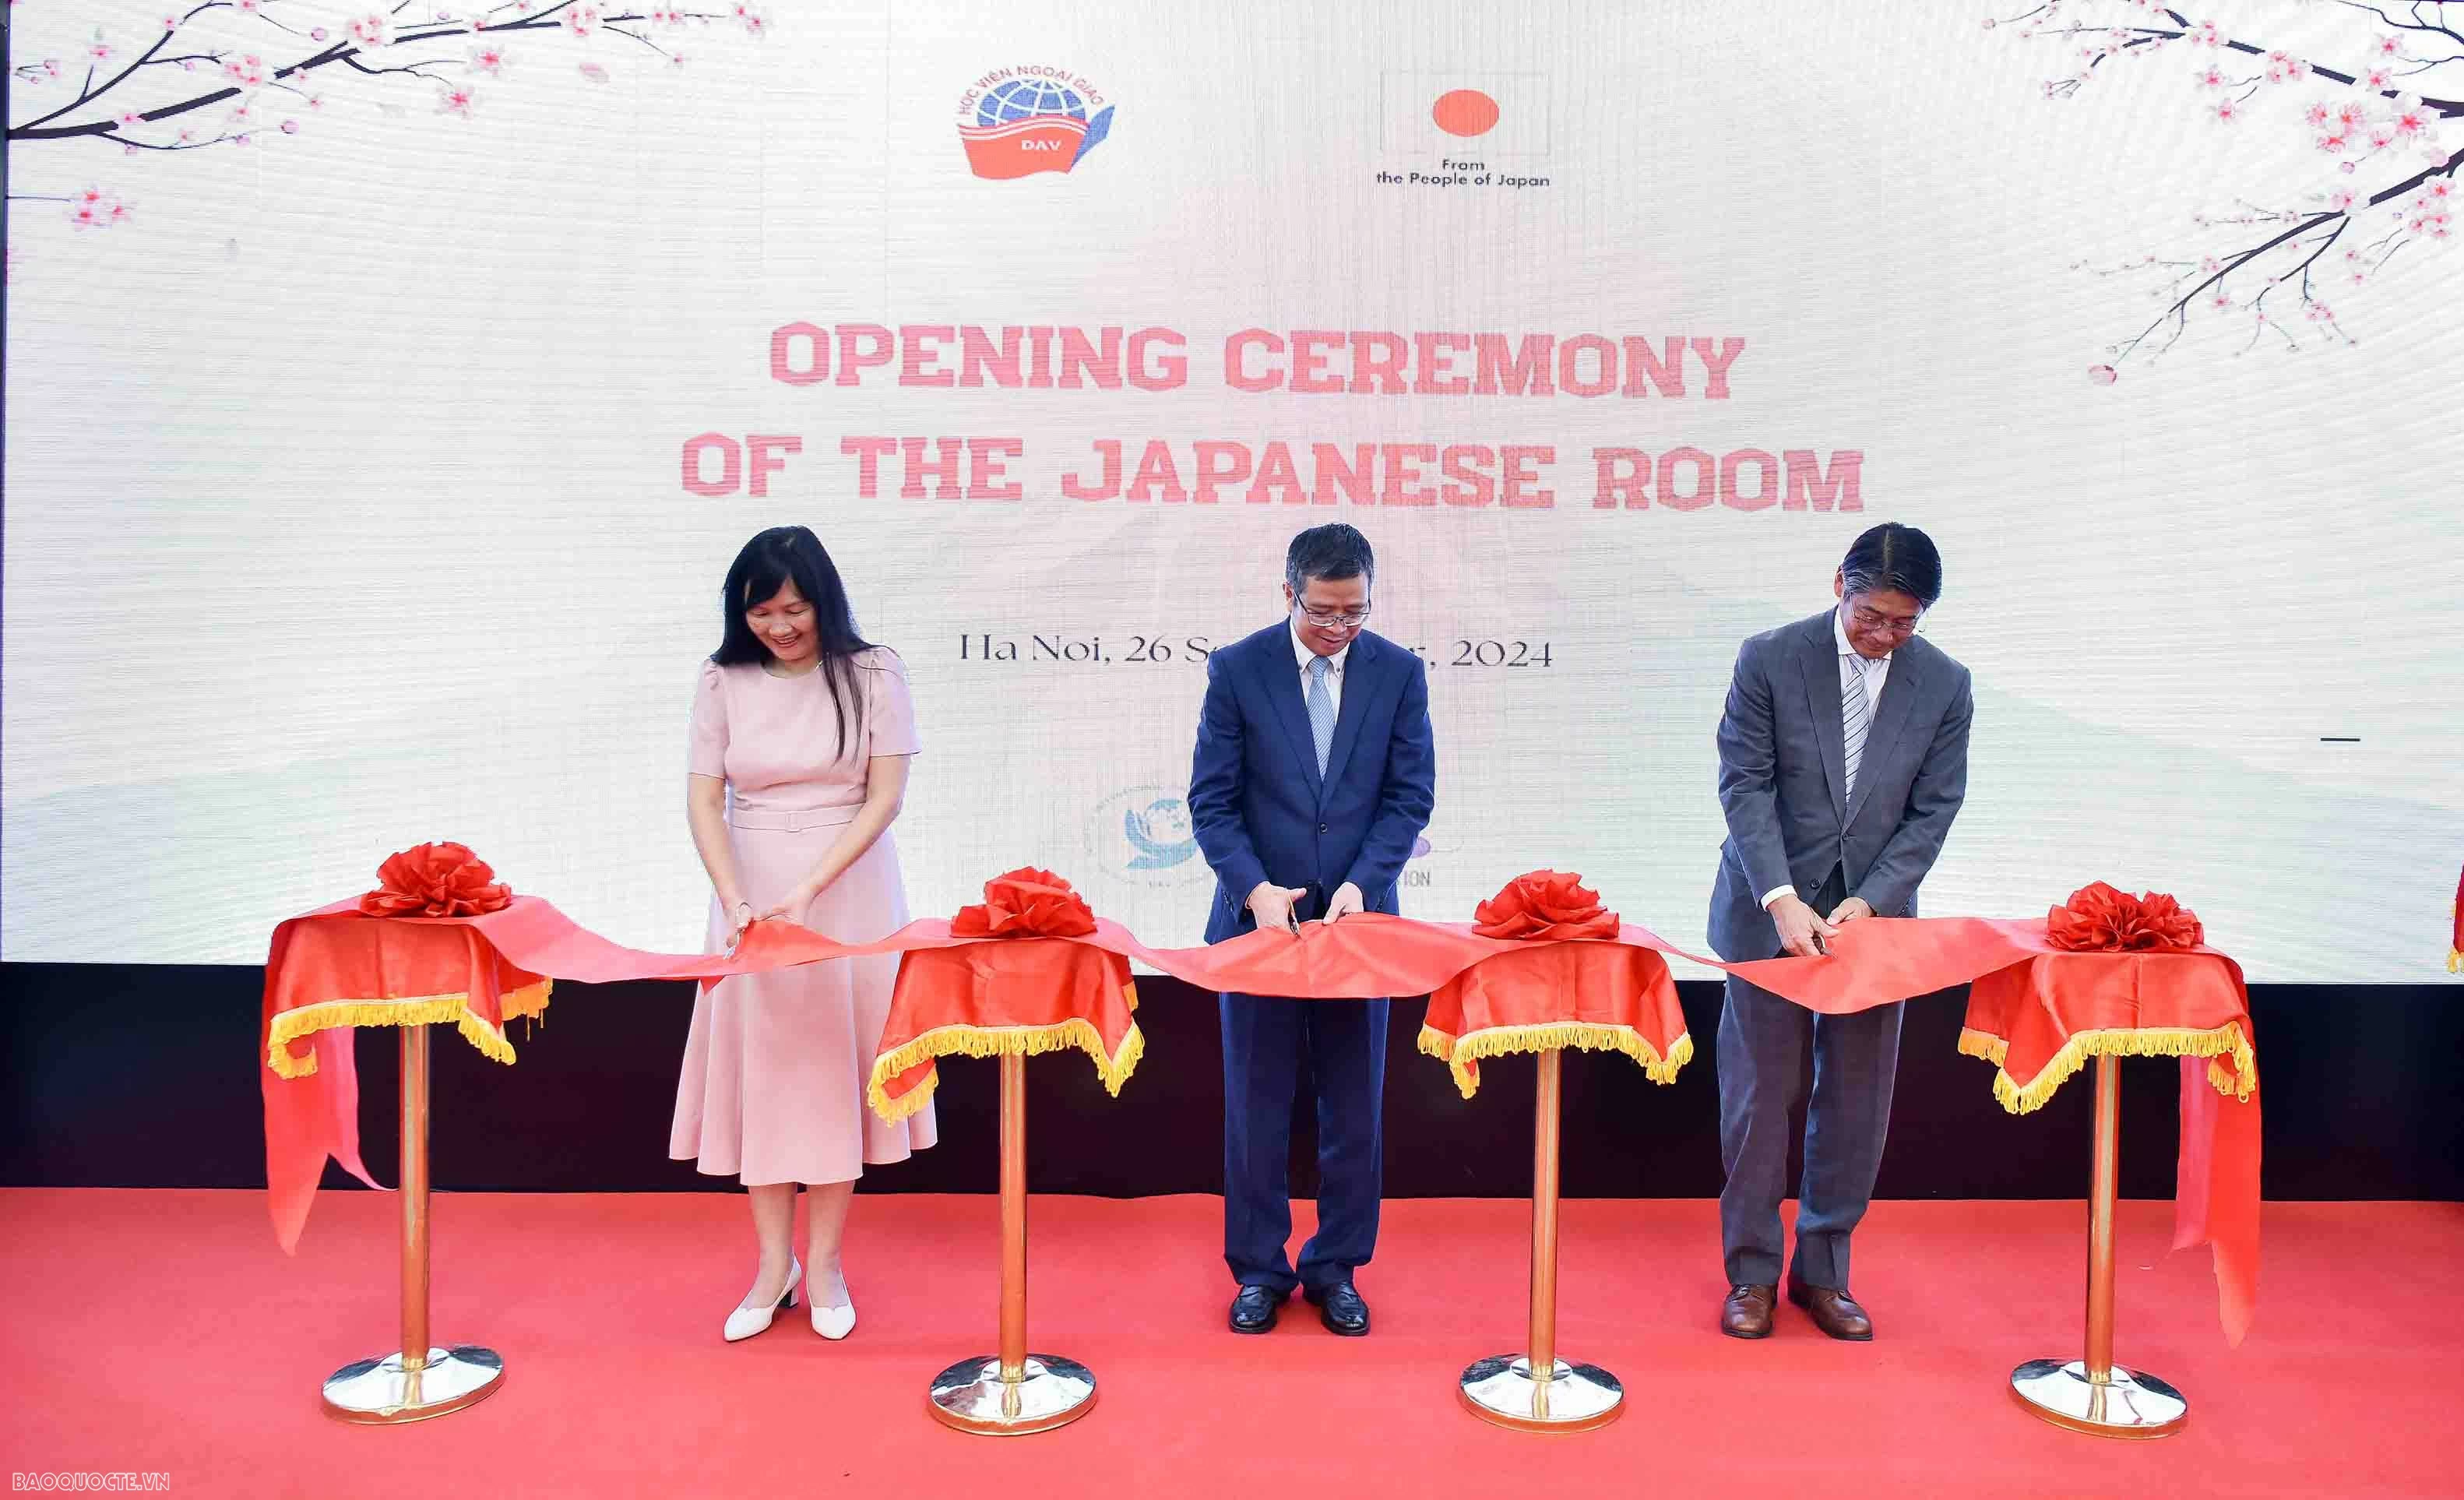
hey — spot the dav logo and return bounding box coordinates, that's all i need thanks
[956,65,1114,180]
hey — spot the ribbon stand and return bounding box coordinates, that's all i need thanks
[1458,1047,1622,1431]
[320,1024,505,1422]
[925,1053,1097,1435]
[2008,1055,2187,1437]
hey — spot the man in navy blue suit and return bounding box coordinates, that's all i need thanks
[1188,524,1435,1337]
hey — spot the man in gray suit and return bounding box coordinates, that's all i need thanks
[1709,523,1972,1342]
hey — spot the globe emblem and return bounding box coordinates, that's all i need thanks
[977,79,1087,126]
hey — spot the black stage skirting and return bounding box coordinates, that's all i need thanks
[5,963,2457,1201]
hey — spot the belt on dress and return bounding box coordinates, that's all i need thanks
[728,804,864,833]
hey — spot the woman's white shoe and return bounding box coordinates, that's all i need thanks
[723,1255,801,1342]
[810,1273,855,1340]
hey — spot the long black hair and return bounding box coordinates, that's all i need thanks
[711,526,876,755]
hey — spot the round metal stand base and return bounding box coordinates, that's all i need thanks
[1458,1354,1624,1432]
[927,1354,1097,1435]
[2010,1357,2187,1438]
[322,1346,504,1424]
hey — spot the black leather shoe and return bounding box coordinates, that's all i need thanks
[1303,1280,1371,1336]
[1229,1284,1287,1334]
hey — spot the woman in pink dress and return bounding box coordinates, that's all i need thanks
[671,526,936,1342]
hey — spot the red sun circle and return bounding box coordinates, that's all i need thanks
[1431,90,1500,137]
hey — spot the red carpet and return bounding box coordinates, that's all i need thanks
[3,1191,2456,1498]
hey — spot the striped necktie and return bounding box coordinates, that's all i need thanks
[1841,654,1871,798]
[1306,654,1336,775]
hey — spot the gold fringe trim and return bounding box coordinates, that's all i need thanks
[1956,1022,2255,1116]
[265,979,554,1079]
[1417,1021,1695,1100]
[2448,946,2460,974]
[865,1018,1147,1125]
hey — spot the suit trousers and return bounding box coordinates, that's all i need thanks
[1716,870,1906,1290]
[1220,991,1389,1294]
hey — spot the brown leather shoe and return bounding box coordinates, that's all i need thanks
[1720,1283,1776,1340]
[1787,1283,1874,1341]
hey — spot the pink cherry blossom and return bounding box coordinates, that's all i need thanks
[467,44,509,76]
[2364,67,2392,91]
[2199,254,2222,273]
[2190,20,2219,48]
[88,40,114,62]
[2427,181,2455,203]
[564,5,603,38]
[2372,34,2401,60]
[2212,97,2243,123]
[2209,290,2231,311]
[2336,101,2367,132]
[235,0,261,12]
[2195,63,2226,89]
[2367,123,2396,150]
[119,111,144,126]
[160,12,179,29]
[2304,101,2331,129]
[649,5,688,23]
[436,83,477,116]
[2391,96,2431,137]
[2088,364,2118,386]
[2326,186,2358,212]
[347,13,392,49]
[224,54,272,89]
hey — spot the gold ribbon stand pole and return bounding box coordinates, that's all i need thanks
[2009,1055,2188,1437]
[321,1024,505,1422]
[1459,1046,1623,1431]
[927,1051,1098,1434]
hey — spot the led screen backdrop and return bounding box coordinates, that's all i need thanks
[6,0,2460,977]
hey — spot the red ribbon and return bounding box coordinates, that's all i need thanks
[2043,880,2204,952]
[949,866,1097,939]
[1470,870,1621,941]
[357,841,512,919]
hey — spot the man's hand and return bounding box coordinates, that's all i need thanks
[1769,893,1840,958]
[1826,896,1875,927]
[1319,882,1366,923]
[1246,882,1309,935]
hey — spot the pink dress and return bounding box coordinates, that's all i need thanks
[669,647,938,1186]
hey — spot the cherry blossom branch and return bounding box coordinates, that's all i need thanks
[2343,2,2464,51]
[2007,2,2459,372]
[9,8,743,146]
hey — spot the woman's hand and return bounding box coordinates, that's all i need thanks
[758,877,825,924]
[727,898,755,945]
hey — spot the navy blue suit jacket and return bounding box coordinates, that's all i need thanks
[1188,624,1436,945]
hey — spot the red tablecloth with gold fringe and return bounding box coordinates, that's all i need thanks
[865,939,1141,1124]
[1418,938,1688,1097]
[1959,945,2259,1346]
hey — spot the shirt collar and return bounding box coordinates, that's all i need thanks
[1834,605,1892,667]
[1291,618,1352,675]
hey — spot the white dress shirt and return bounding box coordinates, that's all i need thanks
[1758,607,1895,910]
[1290,619,1350,717]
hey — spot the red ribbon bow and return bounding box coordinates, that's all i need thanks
[1471,870,1621,941]
[2043,881,2204,952]
[357,841,513,919]
[950,866,1098,939]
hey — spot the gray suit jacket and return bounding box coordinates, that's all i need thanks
[1708,608,1973,963]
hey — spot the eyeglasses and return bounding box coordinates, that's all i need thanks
[1847,603,1924,636]
[1294,603,1371,628]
